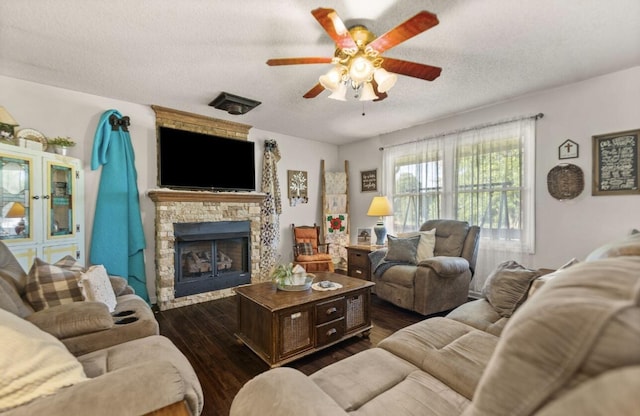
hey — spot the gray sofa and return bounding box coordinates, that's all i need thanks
[370,219,480,315]
[0,308,204,416]
[0,241,158,355]
[0,241,204,415]
[230,232,640,416]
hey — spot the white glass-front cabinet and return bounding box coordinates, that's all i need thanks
[0,143,84,271]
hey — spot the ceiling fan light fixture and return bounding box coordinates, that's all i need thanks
[319,66,344,92]
[349,54,375,84]
[359,82,378,101]
[328,82,347,101]
[374,68,397,93]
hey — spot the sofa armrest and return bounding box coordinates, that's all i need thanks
[4,361,193,416]
[418,256,469,277]
[25,301,114,339]
[109,275,135,296]
[230,367,349,416]
[368,248,388,270]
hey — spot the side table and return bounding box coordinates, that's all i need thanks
[346,245,384,281]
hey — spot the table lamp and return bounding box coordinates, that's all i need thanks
[367,196,393,245]
[0,106,19,141]
[3,201,26,235]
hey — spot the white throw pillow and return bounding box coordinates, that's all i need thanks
[0,308,87,412]
[399,228,436,262]
[79,265,117,312]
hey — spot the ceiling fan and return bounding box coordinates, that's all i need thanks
[266,7,442,102]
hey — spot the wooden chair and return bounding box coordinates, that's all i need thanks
[291,224,335,272]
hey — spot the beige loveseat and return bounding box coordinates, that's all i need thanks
[0,241,204,415]
[0,308,204,415]
[230,232,640,415]
[0,241,158,355]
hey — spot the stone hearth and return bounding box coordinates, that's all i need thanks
[148,189,266,310]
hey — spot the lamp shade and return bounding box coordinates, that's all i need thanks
[367,196,393,217]
[0,107,19,127]
[349,54,375,84]
[2,202,25,218]
[374,68,397,93]
[359,82,378,101]
[319,66,344,92]
[328,82,347,101]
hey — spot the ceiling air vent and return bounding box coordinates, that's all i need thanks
[209,92,261,115]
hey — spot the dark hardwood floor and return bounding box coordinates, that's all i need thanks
[155,293,430,416]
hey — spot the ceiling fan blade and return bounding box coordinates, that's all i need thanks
[368,11,439,54]
[381,57,442,81]
[371,79,387,102]
[266,57,333,66]
[311,8,358,51]
[303,83,325,99]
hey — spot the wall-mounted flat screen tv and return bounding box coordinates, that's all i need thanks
[158,126,256,191]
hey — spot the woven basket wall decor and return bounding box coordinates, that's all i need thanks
[547,163,584,200]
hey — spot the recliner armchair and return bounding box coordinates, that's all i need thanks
[370,219,480,315]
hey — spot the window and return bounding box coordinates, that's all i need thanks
[391,149,443,232]
[382,117,536,253]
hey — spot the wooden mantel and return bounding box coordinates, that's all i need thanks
[147,189,266,204]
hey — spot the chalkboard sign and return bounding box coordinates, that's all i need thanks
[361,169,377,192]
[592,129,640,196]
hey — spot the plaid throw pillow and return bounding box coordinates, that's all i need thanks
[54,255,85,272]
[297,242,314,256]
[25,258,84,311]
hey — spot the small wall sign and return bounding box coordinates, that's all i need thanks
[559,139,579,159]
[361,169,377,192]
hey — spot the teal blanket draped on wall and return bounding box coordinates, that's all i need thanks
[90,109,149,302]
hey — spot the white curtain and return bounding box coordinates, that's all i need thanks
[382,117,537,297]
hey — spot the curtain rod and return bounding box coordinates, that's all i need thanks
[379,112,544,151]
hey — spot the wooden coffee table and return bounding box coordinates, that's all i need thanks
[235,272,375,367]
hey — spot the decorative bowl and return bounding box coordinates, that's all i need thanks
[276,274,315,291]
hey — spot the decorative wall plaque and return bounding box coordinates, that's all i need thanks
[287,170,308,206]
[559,139,579,159]
[361,169,377,192]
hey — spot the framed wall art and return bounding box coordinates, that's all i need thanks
[356,228,372,245]
[361,169,377,192]
[287,170,308,205]
[592,129,640,196]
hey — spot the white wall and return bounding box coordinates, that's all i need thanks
[0,75,339,303]
[340,66,640,278]
[4,66,639,303]
[247,129,340,264]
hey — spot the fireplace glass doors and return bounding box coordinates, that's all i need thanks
[174,221,251,297]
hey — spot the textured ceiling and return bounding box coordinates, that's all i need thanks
[1,0,639,145]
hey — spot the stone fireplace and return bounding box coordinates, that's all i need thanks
[148,190,266,311]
